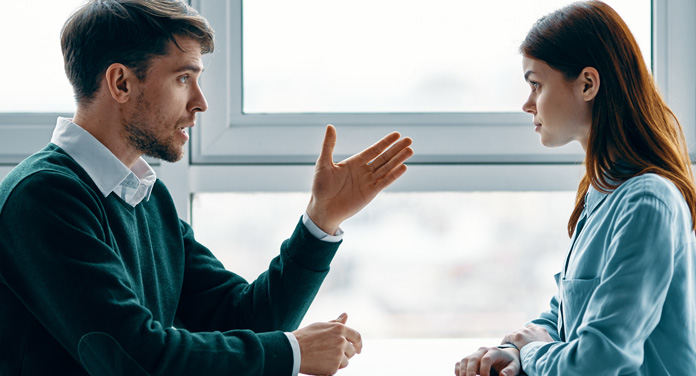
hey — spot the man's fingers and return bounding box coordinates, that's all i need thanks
[328,313,362,357]
[344,325,363,354]
[372,164,408,193]
[294,316,364,375]
[373,143,414,178]
[369,137,413,169]
[364,138,413,193]
[344,341,357,359]
[339,354,350,369]
[317,124,337,166]
[331,312,348,324]
[355,131,402,164]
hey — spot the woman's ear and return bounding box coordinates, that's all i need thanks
[579,67,600,101]
[104,63,135,104]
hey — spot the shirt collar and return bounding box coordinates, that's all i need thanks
[50,117,156,206]
[585,161,638,215]
[585,185,609,216]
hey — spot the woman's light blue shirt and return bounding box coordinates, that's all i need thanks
[521,173,696,375]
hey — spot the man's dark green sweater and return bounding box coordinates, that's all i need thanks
[0,144,340,375]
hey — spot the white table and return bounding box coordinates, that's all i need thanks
[335,338,500,376]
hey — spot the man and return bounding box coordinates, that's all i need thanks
[0,1,413,375]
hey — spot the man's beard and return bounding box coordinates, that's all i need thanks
[123,97,184,163]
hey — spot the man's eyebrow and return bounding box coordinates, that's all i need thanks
[524,70,534,81]
[174,64,204,74]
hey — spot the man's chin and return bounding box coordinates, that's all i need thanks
[144,148,185,163]
[164,151,185,163]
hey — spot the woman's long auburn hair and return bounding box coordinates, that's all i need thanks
[521,0,696,237]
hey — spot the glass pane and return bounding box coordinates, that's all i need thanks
[191,191,575,339]
[242,0,651,113]
[1,1,84,113]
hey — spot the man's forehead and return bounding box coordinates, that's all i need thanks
[157,36,205,71]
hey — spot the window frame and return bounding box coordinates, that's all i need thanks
[0,113,68,165]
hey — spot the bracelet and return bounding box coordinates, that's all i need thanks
[497,342,519,350]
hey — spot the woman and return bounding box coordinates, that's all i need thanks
[455,1,696,375]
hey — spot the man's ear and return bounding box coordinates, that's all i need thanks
[104,63,135,104]
[579,67,600,102]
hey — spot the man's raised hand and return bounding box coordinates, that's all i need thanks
[306,124,413,235]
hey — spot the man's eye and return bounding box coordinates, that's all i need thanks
[178,75,189,83]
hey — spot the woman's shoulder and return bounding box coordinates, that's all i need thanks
[621,173,678,192]
[616,173,687,210]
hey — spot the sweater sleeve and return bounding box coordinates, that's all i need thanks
[175,216,341,333]
[0,170,308,376]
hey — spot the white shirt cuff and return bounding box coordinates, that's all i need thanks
[284,332,301,376]
[302,212,344,243]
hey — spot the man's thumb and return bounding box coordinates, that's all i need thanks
[317,124,337,166]
[332,312,348,324]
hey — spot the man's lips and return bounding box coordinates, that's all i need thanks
[176,122,194,140]
[177,121,195,131]
[179,120,195,129]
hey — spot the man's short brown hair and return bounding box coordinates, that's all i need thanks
[61,0,214,105]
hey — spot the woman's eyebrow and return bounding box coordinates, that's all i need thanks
[524,70,535,81]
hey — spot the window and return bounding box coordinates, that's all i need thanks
[191,0,665,165]
[0,0,83,164]
[4,0,693,170]
[0,1,81,113]
[193,191,573,337]
[242,0,651,114]
[192,190,574,373]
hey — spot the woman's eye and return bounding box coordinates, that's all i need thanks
[530,81,540,91]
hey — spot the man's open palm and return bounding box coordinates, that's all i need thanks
[306,124,413,235]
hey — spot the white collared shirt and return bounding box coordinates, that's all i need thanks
[50,117,156,207]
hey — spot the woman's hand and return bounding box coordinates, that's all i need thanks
[455,346,521,376]
[503,323,554,350]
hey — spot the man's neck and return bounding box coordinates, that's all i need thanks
[72,106,141,169]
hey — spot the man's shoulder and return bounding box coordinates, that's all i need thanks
[3,144,84,181]
[0,144,95,206]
